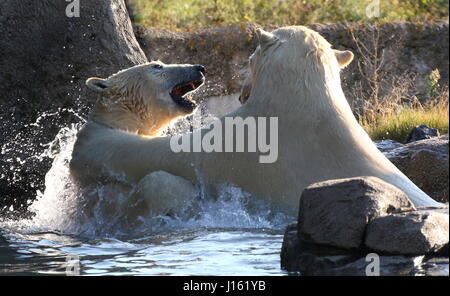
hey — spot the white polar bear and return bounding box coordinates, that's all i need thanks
[71,26,442,218]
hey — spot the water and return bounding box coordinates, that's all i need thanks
[0,107,292,276]
[0,229,286,276]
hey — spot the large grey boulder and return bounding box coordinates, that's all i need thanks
[281,176,449,275]
[0,0,147,215]
[384,135,449,203]
[365,208,449,255]
[282,176,449,275]
[298,177,415,250]
[281,223,447,275]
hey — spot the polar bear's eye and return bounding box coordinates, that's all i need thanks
[152,64,163,70]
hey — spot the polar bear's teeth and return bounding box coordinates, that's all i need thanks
[190,82,195,90]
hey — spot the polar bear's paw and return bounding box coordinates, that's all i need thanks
[126,171,199,220]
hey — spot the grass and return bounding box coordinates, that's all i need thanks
[128,0,449,31]
[356,68,449,143]
[361,104,449,142]
[360,95,449,143]
[347,25,449,143]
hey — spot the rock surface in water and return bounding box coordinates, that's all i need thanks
[406,124,440,143]
[281,223,448,275]
[384,135,449,203]
[282,176,449,275]
[297,177,415,249]
[365,208,449,255]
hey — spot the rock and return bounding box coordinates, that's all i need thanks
[281,223,359,273]
[365,208,449,255]
[385,135,449,203]
[280,223,447,275]
[297,177,415,250]
[282,177,449,275]
[406,124,440,143]
[0,0,147,215]
[329,254,426,276]
[280,223,303,272]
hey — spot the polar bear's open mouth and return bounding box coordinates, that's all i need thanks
[170,79,204,110]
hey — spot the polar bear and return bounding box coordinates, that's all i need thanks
[71,26,442,218]
[73,61,205,219]
[85,61,205,136]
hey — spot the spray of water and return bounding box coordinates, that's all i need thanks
[1,101,291,240]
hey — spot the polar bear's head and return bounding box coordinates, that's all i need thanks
[239,26,353,105]
[86,61,205,135]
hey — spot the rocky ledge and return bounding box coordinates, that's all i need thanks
[281,177,449,276]
[377,134,449,203]
[134,21,449,101]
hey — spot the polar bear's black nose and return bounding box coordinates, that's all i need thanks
[195,65,206,74]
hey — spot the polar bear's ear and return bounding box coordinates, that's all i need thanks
[86,77,109,93]
[334,50,354,68]
[256,28,278,48]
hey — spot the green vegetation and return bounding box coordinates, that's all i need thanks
[357,67,449,142]
[361,104,449,142]
[360,92,449,142]
[128,0,449,31]
[426,68,442,98]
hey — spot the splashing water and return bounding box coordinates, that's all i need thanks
[4,111,290,235]
[0,103,293,275]
[2,124,83,235]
